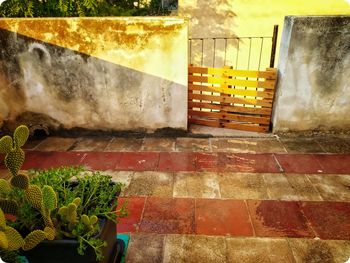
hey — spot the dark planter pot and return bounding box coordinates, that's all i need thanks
[23,218,116,263]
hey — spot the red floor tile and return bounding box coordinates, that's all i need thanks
[301,201,350,240]
[117,152,159,171]
[22,151,86,169]
[139,197,195,234]
[247,200,314,238]
[218,153,280,173]
[314,154,350,174]
[81,152,122,170]
[34,152,86,169]
[196,153,219,171]
[274,154,323,173]
[117,197,146,233]
[158,152,196,172]
[195,199,253,236]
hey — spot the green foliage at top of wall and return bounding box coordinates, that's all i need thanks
[0,0,174,18]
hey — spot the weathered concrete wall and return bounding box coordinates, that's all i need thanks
[0,17,188,133]
[272,16,350,132]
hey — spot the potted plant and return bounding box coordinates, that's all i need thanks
[0,125,127,263]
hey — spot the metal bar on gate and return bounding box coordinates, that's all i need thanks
[189,39,192,65]
[258,37,264,71]
[224,38,227,66]
[269,25,279,68]
[201,38,204,66]
[213,38,216,67]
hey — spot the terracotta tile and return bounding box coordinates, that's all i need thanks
[289,238,350,263]
[117,197,145,233]
[80,152,122,170]
[173,172,220,198]
[314,154,350,174]
[117,152,159,171]
[316,137,350,153]
[140,197,195,234]
[141,138,175,152]
[301,201,350,240]
[196,152,219,171]
[163,235,227,263]
[196,199,253,236]
[126,233,165,263]
[105,138,143,152]
[247,200,314,238]
[219,173,269,200]
[219,153,281,173]
[226,237,295,263]
[281,138,325,153]
[275,154,323,173]
[307,174,350,201]
[158,152,196,172]
[245,138,287,153]
[210,138,250,153]
[35,137,76,151]
[175,138,210,152]
[71,137,112,151]
[22,151,85,169]
[264,173,322,201]
[123,172,173,197]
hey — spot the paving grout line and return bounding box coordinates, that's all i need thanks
[244,200,256,237]
[272,153,284,172]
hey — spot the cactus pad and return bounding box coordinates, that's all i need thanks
[23,230,46,251]
[44,227,55,241]
[0,135,13,154]
[58,206,68,216]
[72,197,81,206]
[13,125,29,148]
[0,208,5,230]
[10,174,29,190]
[0,199,18,215]
[0,179,11,195]
[25,185,43,211]
[0,231,8,249]
[42,185,57,211]
[4,148,25,176]
[90,215,98,225]
[4,226,24,250]
[81,214,90,226]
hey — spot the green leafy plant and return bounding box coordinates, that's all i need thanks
[0,0,172,17]
[0,126,127,261]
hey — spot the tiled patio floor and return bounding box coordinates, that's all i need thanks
[1,135,350,262]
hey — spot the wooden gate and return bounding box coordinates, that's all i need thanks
[188,66,277,132]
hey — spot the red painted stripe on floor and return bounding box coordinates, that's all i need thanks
[8,151,350,174]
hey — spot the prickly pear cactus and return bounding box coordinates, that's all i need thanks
[0,199,18,215]
[4,226,25,250]
[13,125,29,148]
[25,185,43,211]
[5,148,25,177]
[22,230,46,251]
[0,136,12,154]
[10,174,29,190]
[42,185,57,211]
[0,179,11,195]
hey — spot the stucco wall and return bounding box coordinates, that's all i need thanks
[272,16,350,132]
[0,17,188,133]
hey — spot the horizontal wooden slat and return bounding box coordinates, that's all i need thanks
[188,93,273,108]
[188,101,272,116]
[189,118,268,132]
[188,75,275,89]
[189,84,274,99]
[188,110,270,125]
[189,66,277,80]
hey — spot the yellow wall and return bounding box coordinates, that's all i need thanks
[233,0,350,37]
[179,0,350,69]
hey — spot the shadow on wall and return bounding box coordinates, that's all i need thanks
[0,29,187,132]
[179,0,236,38]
